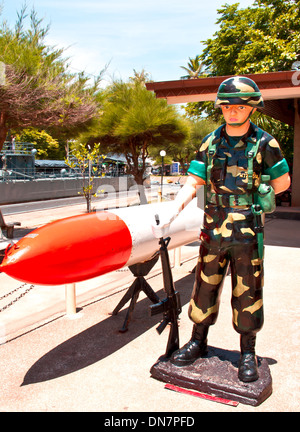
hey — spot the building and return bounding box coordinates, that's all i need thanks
[146,71,300,206]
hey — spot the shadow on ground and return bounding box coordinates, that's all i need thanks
[22,271,195,386]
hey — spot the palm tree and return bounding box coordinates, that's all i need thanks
[180,55,207,79]
[129,69,152,85]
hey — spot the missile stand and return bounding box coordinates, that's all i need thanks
[111,255,160,332]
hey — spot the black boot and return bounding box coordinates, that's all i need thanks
[170,324,208,367]
[238,333,259,382]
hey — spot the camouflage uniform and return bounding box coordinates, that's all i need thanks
[171,77,289,381]
[187,121,288,335]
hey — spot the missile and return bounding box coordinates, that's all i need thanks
[0,197,203,286]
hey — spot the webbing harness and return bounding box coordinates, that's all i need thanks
[206,126,265,258]
[206,126,263,206]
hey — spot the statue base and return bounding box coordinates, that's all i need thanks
[150,346,272,407]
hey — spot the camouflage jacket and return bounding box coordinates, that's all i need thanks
[188,121,289,198]
[187,122,289,245]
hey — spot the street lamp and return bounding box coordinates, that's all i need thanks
[160,150,166,199]
[31,148,37,179]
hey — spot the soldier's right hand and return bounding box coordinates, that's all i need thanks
[151,204,179,239]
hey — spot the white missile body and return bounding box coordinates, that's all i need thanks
[0,194,204,285]
[114,196,203,266]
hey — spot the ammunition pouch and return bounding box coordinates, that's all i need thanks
[252,176,275,259]
[254,175,276,214]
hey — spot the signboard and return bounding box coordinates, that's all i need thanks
[171,162,180,175]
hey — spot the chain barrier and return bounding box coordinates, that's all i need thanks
[0,283,35,313]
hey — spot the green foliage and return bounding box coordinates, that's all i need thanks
[65,143,105,212]
[184,0,300,119]
[184,101,221,121]
[129,69,153,85]
[15,128,64,160]
[252,111,294,168]
[202,0,300,76]
[0,5,104,150]
[85,79,189,192]
[149,117,221,174]
[180,55,208,79]
[0,6,64,78]
[189,117,222,150]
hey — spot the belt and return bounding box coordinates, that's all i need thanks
[207,192,253,207]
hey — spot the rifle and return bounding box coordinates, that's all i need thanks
[149,214,182,358]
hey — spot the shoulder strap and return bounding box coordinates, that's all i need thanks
[245,128,263,190]
[206,125,223,182]
[206,125,263,191]
[207,132,216,182]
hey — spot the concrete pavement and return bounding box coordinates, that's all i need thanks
[0,201,299,413]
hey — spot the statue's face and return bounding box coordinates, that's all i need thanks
[221,104,256,127]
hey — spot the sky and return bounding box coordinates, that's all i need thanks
[1,0,255,86]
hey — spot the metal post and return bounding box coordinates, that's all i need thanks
[160,150,166,200]
[65,283,76,315]
[174,247,182,268]
[157,189,162,203]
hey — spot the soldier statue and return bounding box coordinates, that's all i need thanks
[153,76,290,382]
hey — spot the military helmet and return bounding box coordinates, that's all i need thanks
[215,76,264,108]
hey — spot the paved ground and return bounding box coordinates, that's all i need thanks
[0,201,299,414]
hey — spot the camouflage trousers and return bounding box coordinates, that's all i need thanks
[188,207,264,335]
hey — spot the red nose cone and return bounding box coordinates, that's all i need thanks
[0,212,132,285]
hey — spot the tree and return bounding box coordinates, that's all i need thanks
[129,69,152,85]
[85,79,189,203]
[189,117,221,151]
[184,0,300,118]
[148,123,191,176]
[65,143,105,212]
[15,128,63,159]
[0,6,104,152]
[150,118,221,174]
[253,111,294,166]
[180,55,207,79]
[202,0,300,76]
